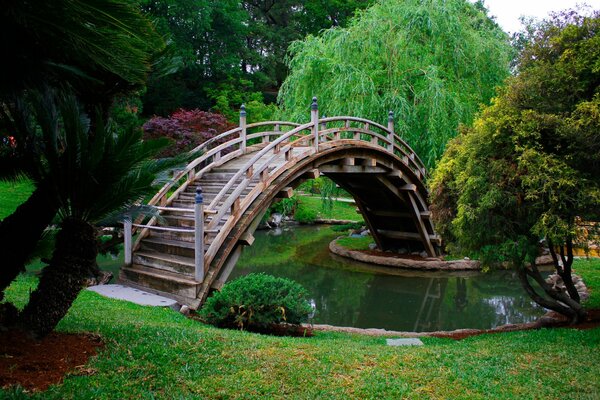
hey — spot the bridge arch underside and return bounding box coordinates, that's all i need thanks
[211,143,440,290]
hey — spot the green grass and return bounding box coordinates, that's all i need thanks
[2,259,600,399]
[298,195,363,222]
[336,235,374,251]
[574,258,600,309]
[0,179,35,220]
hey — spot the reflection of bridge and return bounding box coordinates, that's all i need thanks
[119,98,440,308]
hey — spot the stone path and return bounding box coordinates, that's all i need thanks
[87,284,178,307]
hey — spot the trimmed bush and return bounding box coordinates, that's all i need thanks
[200,273,312,331]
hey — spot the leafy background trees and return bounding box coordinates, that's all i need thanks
[138,0,373,117]
[278,0,512,168]
[429,9,600,322]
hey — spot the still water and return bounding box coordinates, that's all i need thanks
[229,225,545,332]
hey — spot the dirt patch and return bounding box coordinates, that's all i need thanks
[0,329,103,392]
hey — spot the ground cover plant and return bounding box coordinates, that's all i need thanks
[298,196,362,222]
[0,259,599,398]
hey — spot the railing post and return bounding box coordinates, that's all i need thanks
[387,110,395,153]
[194,187,205,282]
[311,97,319,151]
[240,104,247,154]
[124,216,132,266]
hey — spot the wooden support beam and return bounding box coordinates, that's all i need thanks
[406,192,438,256]
[367,209,431,219]
[302,169,319,180]
[387,170,403,179]
[399,184,417,192]
[377,229,441,244]
[319,165,387,174]
[238,232,255,246]
[342,158,355,166]
[354,198,385,251]
[276,187,294,199]
[361,158,377,167]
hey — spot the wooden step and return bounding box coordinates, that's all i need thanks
[149,227,220,242]
[119,264,200,299]
[140,237,201,259]
[133,250,196,276]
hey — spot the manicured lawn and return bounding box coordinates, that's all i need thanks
[0,179,34,220]
[2,259,600,399]
[336,235,373,250]
[298,195,363,222]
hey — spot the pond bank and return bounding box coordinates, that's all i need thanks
[329,238,480,270]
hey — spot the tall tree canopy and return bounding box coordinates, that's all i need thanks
[278,0,512,168]
[139,0,373,116]
[429,9,600,322]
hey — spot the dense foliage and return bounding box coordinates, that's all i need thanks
[142,109,235,157]
[200,273,312,331]
[278,0,512,168]
[429,9,600,321]
[0,0,162,110]
[138,0,373,116]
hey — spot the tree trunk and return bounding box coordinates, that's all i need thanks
[18,218,97,338]
[517,259,587,324]
[0,184,57,301]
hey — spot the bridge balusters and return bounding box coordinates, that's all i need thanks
[239,104,247,154]
[124,216,132,266]
[311,97,319,151]
[194,187,205,282]
[388,111,395,154]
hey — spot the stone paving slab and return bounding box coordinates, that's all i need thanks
[386,338,424,346]
[87,284,178,307]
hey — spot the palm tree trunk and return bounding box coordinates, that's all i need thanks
[18,217,97,338]
[0,184,57,301]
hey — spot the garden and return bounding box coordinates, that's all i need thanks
[1,0,599,398]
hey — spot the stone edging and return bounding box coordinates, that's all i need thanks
[304,321,540,338]
[329,239,481,270]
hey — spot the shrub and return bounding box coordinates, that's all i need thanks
[294,205,317,224]
[269,196,299,217]
[200,273,312,331]
[142,109,235,157]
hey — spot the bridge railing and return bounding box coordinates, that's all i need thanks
[126,97,428,283]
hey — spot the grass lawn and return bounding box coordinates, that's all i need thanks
[0,179,34,220]
[1,259,599,399]
[298,195,363,222]
[336,235,373,251]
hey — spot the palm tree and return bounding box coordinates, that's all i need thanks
[16,91,175,337]
[0,0,163,302]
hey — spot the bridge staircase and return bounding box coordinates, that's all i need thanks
[118,99,440,309]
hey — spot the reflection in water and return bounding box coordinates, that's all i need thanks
[229,226,545,331]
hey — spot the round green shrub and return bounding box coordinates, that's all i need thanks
[199,273,312,331]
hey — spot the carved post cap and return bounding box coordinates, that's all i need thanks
[195,187,203,204]
[311,97,318,111]
[388,110,394,121]
[240,104,246,117]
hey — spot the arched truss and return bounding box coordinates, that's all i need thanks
[120,110,440,308]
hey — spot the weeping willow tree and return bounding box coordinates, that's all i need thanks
[278,0,512,168]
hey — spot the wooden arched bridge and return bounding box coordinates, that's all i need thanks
[119,98,440,308]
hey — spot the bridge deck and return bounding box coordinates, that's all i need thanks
[119,111,439,308]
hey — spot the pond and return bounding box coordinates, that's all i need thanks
[229,225,545,332]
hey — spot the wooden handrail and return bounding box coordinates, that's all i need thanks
[130,111,430,275]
